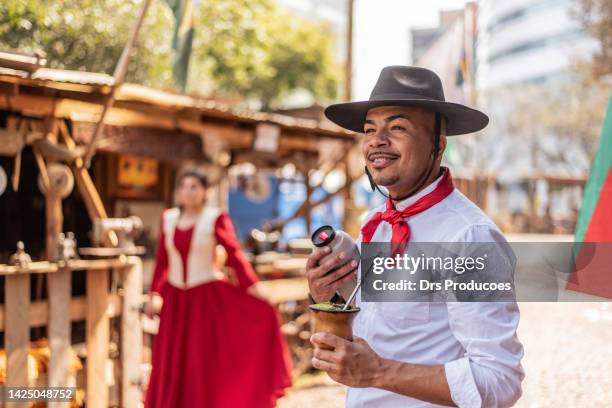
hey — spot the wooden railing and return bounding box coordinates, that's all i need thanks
[0,256,143,408]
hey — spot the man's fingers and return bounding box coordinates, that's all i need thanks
[312,356,336,373]
[311,332,345,350]
[306,246,331,270]
[328,270,357,295]
[313,346,340,363]
[322,259,358,286]
[310,251,351,280]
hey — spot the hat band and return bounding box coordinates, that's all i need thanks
[369,93,445,102]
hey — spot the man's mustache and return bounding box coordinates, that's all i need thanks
[367,150,401,160]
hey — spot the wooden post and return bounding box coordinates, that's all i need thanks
[217,167,229,211]
[86,269,109,408]
[345,0,354,101]
[305,172,313,236]
[119,257,143,407]
[46,267,72,408]
[5,274,30,407]
[46,191,72,408]
[342,155,359,238]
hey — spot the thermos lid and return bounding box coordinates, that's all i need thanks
[311,225,336,247]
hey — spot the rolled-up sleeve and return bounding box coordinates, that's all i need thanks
[444,225,525,408]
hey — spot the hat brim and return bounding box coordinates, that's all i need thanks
[324,99,489,136]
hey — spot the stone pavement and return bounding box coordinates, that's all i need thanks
[278,302,612,408]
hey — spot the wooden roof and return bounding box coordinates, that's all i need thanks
[0,65,356,165]
[0,67,353,136]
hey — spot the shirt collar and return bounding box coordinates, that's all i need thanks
[394,170,446,211]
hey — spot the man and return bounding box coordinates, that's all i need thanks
[306,66,524,407]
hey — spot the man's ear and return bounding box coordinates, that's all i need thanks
[436,117,448,159]
[437,135,447,159]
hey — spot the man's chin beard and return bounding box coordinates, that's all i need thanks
[373,174,400,187]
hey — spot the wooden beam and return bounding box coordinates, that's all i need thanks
[119,257,143,407]
[0,258,128,276]
[305,173,313,236]
[45,190,63,261]
[44,183,72,406]
[267,147,354,231]
[278,133,321,152]
[0,73,111,94]
[267,183,351,232]
[57,120,118,247]
[177,118,254,147]
[0,293,121,331]
[86,268,110,408]
[5,274,30,397]
[257,278,309,305]
[47,267,71,408]
[342,155,360,238]
[345,0,354,101]
[71,122,207,162]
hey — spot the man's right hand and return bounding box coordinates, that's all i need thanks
[305,246,358,303]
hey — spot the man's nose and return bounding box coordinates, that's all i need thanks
[369,129,391,147]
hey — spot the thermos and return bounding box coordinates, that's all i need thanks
[311,225,360,267]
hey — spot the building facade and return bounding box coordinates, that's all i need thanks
[476,0,597,88]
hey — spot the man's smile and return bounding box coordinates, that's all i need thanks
[368,150,400,170]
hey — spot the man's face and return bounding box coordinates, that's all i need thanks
[362,106,445,196]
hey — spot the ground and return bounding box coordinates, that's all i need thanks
[278,302,612,408]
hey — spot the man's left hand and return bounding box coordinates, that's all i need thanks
[310,332,386,388]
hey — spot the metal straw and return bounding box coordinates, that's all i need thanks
[342,279,361,311]
[341,252,380,311]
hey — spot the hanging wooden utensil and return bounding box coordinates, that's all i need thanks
[0,165,7,196]
[11,120,29,192]
[38,163,74,198]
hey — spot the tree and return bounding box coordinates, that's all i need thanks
[0,0,340,110]
[191,0,339,109]
[0,0,175,88]
[577,0,612,77]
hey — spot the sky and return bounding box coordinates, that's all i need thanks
[353,0,470,100]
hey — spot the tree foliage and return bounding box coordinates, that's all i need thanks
[577,0,612,77]
[0,0,175,87]
[192,0,339,109]
[0,0,340,109]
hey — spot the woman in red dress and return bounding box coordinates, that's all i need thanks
[144,170,292,408]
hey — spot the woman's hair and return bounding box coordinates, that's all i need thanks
[176,170,208,189]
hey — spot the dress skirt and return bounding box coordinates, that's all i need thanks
[145,280,292,408]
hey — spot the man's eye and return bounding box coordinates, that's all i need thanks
[364,128,375,134]
[391,125,405,131]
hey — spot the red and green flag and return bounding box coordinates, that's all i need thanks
[567,94,612,298]
[166,0,198,91]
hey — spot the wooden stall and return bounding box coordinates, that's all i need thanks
[0,56,358,402]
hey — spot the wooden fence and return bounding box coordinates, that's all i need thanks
[0,256,142,408]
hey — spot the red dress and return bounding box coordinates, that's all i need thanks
[145,209,292,408]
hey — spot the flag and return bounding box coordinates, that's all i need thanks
[166,0,197,91]
[575,94,612,244]
[566,93,612,298]
[455,48,469,87]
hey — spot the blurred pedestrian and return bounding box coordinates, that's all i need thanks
[144,169,292,408]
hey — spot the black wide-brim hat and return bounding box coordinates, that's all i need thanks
[325,66,489,136]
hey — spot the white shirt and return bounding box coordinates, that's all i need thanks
[347,174,525,408]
